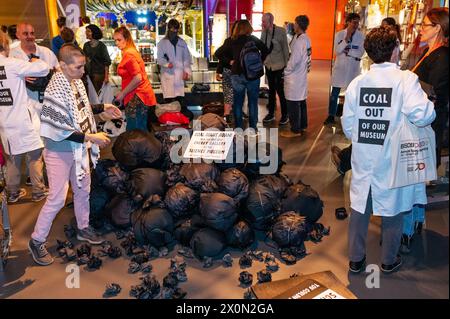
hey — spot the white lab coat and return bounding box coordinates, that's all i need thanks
[331,29,365,89]
[341,63,436,216]
[157,37,192,98]
[0,55,49,155]
[9,45,59,133]
[284,33,311,101]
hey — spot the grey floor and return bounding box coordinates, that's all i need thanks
[1,61,448,299]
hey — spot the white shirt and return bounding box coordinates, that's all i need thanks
[9,44,59,133]
[331,29,365,89]
[284,33,311,101]
[157,37,192,98]
[341,62,436,216]
[0,55,49,155]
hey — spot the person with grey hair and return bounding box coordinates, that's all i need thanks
[261,12,290,125]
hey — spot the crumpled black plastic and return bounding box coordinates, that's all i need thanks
[307,223,331,243]
[257,270,272,283]
[243,289,255,299]
[141,261,153,273]
[244,142,285,179]
[131,207,174,248]
[120,233,137,256]
[76,243,92,257]
[250,250,265,262]
[127,168,166,203]
[172,287,187,299]
[281,181,324,224]
[77,255,90,265]
[128,262,141,274]
[93,159,128,194]
[180,163,219,192]
[226,220,254,250]
[57,239,74,250]
[222,253,233,267]
[217,168,249,204]
[165,183,199,220]
[89,186,111,229]
[104,283,121,297]
[165,164,183,188]
[272,212,308,248]
[141,274,161,298]
[200,193,237,232]
[215,135,248,171]
[87,255,102,270]
[64,224,77,239]
[154,131,177,170]
[203,257,213,268]
[131,252,150,265]
[239,271,253,286]
[163,273,179,289]
[238,254,253,268]
[190,228,227,259]
[106,246,122,259]
[266,261,279,272]
[112,129,162,171]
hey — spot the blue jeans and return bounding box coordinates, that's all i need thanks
[231,74,260,129]
[125,97,149,131]
[403,205,425,237]
[328,86,341,117]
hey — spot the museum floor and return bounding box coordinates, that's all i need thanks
[1,61,448,299]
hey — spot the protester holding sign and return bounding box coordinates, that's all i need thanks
[341,26,435,273]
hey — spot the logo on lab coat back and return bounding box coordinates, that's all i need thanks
[358,87,392,145]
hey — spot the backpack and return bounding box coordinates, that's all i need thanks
[240,38,264,81]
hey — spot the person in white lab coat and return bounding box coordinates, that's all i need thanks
[157,19,193,121]
[324,13,365,125]
[341,26,436,273]
[281,15,312,138]
[0,31,49,203]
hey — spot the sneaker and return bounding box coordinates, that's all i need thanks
[399,234,412,254]
[26,177,32,186]
[381,255,402,273]
[280,131,302,138]
[32,191,48,202]
[279,116,289,125]
[323,116,335,125]
[28,239,54,266]
[7,188,27,203]
[263,114,275,123]
[77,226,104,245]
[349,256,366,273]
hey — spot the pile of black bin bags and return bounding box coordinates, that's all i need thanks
[90,129,329,263]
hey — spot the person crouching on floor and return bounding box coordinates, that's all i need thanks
[29,44,122,266]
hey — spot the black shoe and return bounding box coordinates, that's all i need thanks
[349,256,366,273]
[381,255,402,273]
[415,222,423,235]
[263,114,275,123]
[243,112,249,119]
[400,234,412,254]
[26,177,32,186]
[323,116,335,125]
[279,116,289,125]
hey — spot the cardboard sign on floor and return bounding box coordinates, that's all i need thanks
[251,270,357,299]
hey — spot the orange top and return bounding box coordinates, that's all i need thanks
[117,48,156,106]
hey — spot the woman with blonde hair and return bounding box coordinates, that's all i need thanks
[113,26,157,131]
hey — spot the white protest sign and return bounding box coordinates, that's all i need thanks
[183,130,235,160]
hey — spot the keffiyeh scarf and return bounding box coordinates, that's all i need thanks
[40,72,99,187]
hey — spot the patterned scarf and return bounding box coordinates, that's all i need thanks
[40,71,99,187]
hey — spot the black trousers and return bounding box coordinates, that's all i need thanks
[287,99,307,133]
[266,67,287,117]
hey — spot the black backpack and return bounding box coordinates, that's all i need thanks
[240,38,264,81]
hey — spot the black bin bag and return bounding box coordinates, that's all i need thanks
[226,220,255,249]
[112,129,162,171]
[179,163,219,192]
[244,142,285,179]
[93,159,128,193]
[200,193,237,232]
[215,135,248,171]
[244,175,291,230]
[89,185,111,228]
[165,183,199,219]
[281,181,324,224]
[190,228,227,259]
[131,207,174,247]
[272,212,308,248]
[174,219,201,247]
[217,168,249,204]
[128,168,166,203]
[106,194,138,228]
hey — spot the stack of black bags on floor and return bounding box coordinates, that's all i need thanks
[89,125,329,266]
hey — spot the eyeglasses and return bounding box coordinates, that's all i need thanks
[420,23,436,29]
